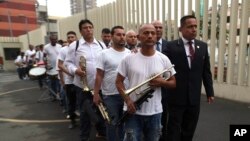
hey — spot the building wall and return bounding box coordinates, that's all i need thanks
[0,0,38,37]
[0,24,46,71]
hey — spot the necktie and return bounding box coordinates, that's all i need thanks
[156,42,160,51]
[188,41,195,61]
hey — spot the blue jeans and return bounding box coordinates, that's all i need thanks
[48,78,60,99]
[60,85,68,112]
[103,94,124,141]
[17,68,26,79]
[123,113,162,141]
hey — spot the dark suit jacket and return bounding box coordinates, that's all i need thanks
[163,39,214,106]
[161,39,168,98]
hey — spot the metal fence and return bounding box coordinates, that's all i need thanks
[57,0,250,103]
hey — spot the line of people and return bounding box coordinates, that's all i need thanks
[15,14,215,141]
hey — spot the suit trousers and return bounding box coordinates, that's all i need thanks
[166,105,200,141]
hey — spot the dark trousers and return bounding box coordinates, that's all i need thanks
[75,86,106,141]
[17,68,26,79]
[65,84,77,120]
[166,105,200,141]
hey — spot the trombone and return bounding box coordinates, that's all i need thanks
[123,64,175,96]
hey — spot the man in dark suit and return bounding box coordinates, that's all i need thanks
[163,15,214,141]
[152,20,168,141]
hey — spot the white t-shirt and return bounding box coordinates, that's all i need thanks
[44,43,61,70]
[118,51,176,115]
[25,49,36,61]
[58,46,74,84]
[35,50,44,62]
[15,55,27,68]
[96,47,131,95]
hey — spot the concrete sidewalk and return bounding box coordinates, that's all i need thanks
[0,71,250,141]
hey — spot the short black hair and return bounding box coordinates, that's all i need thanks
[102,28,111,34]
[39,44,44,48]
[111,26,124,35]
[180,15,196,27]
[58,39,64,45]
[67,31,76,36]
[78,19,94,31]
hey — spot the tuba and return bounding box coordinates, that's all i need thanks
[79,56,112,124]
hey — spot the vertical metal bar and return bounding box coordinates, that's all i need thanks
[141,0,144,24]
[136,0,140,29]
[128,0,131,29]
[167,0,172,40]
[145,0,149,23]
[174,0,178,39]
[151,0,154,21]
[181,0,184,17]
[156,0,160,20]
[202,0,208,42]
[188,0,192,15]
[162,0,166,38]
[195,0,200,39]
[217,0,227,83]
[210,0,217,79]
[238,0,249,85]
[227,0,238,84]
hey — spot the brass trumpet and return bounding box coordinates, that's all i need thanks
[116,65,175,125]
[79,56,112,124]
[123,65,175,96]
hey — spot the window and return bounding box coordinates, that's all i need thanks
[4,48,20,60]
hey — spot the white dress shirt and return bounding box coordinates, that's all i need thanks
[65,37,106,89]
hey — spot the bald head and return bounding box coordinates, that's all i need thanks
[138,24,155,34]
[138,24,157,47]
[151,20,163,40]
[126,30,137,47]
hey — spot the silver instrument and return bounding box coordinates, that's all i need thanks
[79,56,112,124]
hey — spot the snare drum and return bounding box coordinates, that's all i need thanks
[46,69,58,80]
[29,67,46,80]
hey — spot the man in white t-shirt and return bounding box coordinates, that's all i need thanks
[93,26,130,141]
[44,34,62,101]
[116,24,176,141]
[15,51,27,80]
[58,31,77,129]
[25,44,36,77]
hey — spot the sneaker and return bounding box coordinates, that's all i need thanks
[66,115,70,119]
[74,110,80,117]
[68,120,76,129]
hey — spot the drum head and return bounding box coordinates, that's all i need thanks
[29,67,46,76]
[46,69,58,76]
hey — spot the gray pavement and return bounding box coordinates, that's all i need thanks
[0,71,250,141]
